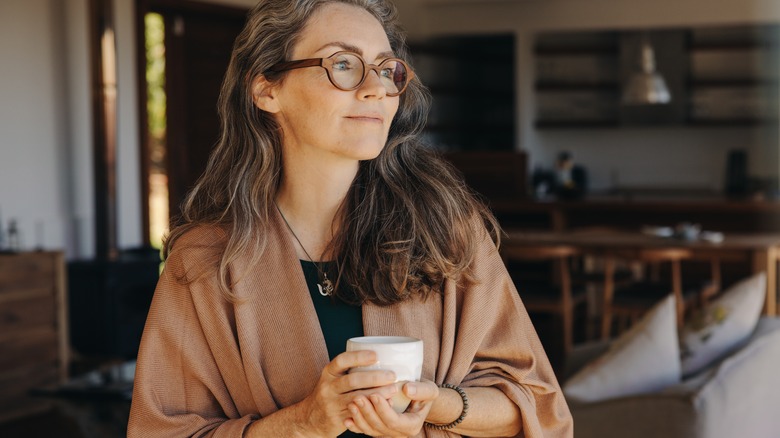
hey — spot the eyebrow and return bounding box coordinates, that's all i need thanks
[314,41,395,61]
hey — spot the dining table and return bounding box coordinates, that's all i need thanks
[504,228,780,316]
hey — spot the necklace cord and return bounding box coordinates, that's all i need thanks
[274,202,335,296]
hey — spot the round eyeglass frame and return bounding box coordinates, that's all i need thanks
[265,51,415,97]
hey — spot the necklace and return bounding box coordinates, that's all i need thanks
[275,203,335,297]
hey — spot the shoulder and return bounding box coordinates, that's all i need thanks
[166,224,229,280]
[166,220,283,284]
[173,224,229,250]
[469,214,501,256]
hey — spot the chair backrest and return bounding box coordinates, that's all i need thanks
[605,247,694,330]
[502,244,581,359]
[635,248,692,262]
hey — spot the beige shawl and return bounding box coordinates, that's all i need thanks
[128,210,573,437]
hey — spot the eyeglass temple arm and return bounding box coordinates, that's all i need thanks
[266,58,324,74]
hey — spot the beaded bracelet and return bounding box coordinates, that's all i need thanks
[424,383,469,430]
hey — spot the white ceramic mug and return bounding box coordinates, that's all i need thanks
[346,336,424,413]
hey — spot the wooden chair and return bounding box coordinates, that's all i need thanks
[502,244,587,355]
[601,248,720,339]
[557,227,638,338]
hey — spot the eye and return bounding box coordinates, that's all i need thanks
[380,67,394,78]
[378,60,402,79]
[332,55,357,71]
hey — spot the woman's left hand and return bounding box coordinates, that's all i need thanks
[344,379,439,438]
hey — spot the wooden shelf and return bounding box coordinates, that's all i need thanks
[685,119,778,127]
[536,83,619,91]
[688,79,778,88]
[688,41,778,51]
[535,47,618,56]
[426,87,513,98]
[535,120,619,129]
[426,123,514,132]
[534,25,780,128]
[534,34,620,56]
[412,34,515,151]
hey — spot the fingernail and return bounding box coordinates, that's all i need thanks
[406,383,417,395]
[386,371,396,381]
[371,394,380,403]
[355,398,364,408]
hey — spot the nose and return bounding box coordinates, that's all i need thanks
[357,68,387,100]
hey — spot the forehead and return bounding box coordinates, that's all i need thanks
[292,2,392,58]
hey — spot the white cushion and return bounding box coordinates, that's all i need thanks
[680,272,766,376]
[564,295,680,403]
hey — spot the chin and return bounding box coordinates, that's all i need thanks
[340,140,387,161]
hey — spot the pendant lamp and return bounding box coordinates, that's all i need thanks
[622,35,671,105]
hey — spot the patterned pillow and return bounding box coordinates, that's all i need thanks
[564,295,680,402]
[680,272,766,376]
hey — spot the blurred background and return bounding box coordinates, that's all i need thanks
[2,0,780,436]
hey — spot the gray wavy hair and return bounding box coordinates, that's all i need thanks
[166,0,498,304]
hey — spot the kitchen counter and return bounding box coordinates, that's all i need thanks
[488,194,780,232]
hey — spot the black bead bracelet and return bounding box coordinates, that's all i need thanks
[424,383,469,430]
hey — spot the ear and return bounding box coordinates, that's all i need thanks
[251,74,281,113]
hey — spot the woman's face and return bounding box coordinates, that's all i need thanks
[266,2,400,163]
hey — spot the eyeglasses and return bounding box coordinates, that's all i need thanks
[266,51,415,97]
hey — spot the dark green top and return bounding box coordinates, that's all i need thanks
[300,261,366,438]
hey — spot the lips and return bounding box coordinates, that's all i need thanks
[346,113,384,123]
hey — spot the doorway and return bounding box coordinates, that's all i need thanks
[138,1,247,247]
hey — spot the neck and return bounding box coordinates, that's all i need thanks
[276,151,358,261]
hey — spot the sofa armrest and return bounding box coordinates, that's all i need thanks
[568,317,780,438]
[570,391,701,438]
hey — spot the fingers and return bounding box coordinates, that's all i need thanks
[403,380,439,402]
[326,350,378,377]
[335,369,397,394]
[347,392,434,438]
[348,396,385,436]
[323,351,398,402]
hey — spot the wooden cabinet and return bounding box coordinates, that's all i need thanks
[0,252,68,422]
[410,35,516,151]
[534,25,780,128]
[688,25,779,125]
[534,31,621,127]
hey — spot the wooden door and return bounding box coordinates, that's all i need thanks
[156,3,246,220]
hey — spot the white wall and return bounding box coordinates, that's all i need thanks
[65,0,94,259]
[1,0,139,258]
[115,0,142,250]
[0,0,77,254]
[2,0,778,259]
[415,0,780,191]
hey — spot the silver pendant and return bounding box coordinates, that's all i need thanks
[318,276,334,296]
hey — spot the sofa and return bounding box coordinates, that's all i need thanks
[565,317,780,438]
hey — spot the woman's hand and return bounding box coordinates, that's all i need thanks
[344,379,439,438]
[297,350,400,438]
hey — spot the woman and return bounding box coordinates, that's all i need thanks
[128,0,573,437]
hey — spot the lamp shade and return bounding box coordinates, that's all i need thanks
[622,38,671,105]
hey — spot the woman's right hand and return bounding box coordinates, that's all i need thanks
[297,350,399,437]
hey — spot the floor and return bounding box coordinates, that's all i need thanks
[0,409,84,438]
[0,355,131,438]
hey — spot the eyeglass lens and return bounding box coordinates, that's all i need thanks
[330,53,408,95]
